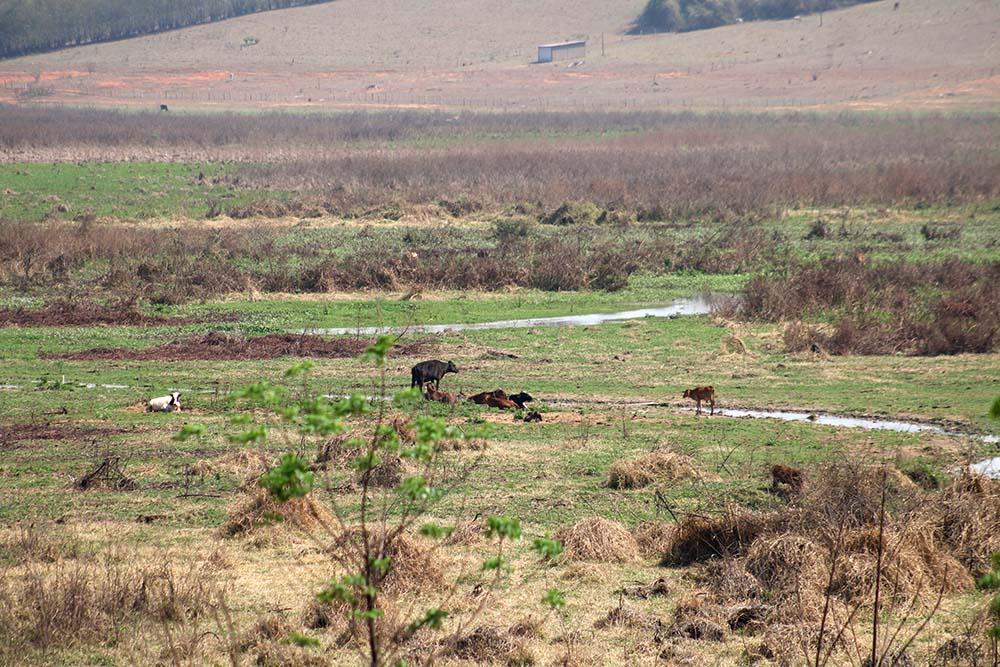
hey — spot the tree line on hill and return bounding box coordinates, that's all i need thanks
[0,0,333,59]
[634,0,877,33]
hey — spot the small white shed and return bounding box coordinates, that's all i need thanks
[537,40,586,63]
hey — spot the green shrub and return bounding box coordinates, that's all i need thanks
[492,216,535,240]
[541,201,602,226]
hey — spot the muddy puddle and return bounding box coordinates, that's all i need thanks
[302,294,724,336]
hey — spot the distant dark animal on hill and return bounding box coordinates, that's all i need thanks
[411,360,458,389]
[484,394,517,410]
[424,383,457,405]
[682,386,715,415]
[160,104,169,112]
[508,392,534,409]
[469,389,506,404]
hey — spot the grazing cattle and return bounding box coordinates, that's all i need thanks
[411,360,458,389]
[484,394,517,410]
[508,392,534,409]
[682,386,715,415]
[468,389,506,405]
[147,392,181,413]
[424,384,457,405]
[159,104,169,112]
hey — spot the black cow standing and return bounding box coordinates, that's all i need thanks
[411,360,458,389]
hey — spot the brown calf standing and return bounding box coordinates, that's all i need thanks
[683,386,715,415]
[424,383,457,405]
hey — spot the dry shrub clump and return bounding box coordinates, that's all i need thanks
[657,465,992,661]
[606,450,698,489]
[661,509,778,566]
[738,258,1000,356]
[328,531,443,596]
[931,474,1000,577]
[555,518,639,563]
[223,487,331,537]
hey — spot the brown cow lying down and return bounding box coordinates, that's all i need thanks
[484,394,517,410]
[469,389,507,404]
[424,384,457,405]
[683,386,715,415]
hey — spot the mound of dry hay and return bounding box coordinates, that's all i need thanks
[223,487,331,537]
[555,517,639,563]
[662,509,780,566]
[447,625,532,665]
[607,450,697,489]
[328,530,443,595]
[633,521,674,558]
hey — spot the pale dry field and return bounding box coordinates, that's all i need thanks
[1,0,997,111]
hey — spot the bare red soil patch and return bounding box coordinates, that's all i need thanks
[0,300,213,327]
[47,332,435,361]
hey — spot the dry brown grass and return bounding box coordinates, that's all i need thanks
[0,523,82,564]
[0,556,214,655]
[554,517,639,563]
[593,602,663,632]
[930,473,1000,577]
[606,450,697,489]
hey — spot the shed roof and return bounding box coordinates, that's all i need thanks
[538,40,586,49]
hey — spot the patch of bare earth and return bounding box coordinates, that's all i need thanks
[0,300,210,327]
[45,332,435,362]
[0,422,137,446]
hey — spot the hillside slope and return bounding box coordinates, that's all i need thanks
[0,0,996,111]
[0,0,335,59]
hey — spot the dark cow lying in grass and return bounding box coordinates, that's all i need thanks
[411,360,458,389]
[508,392,533,409]
[683,386,715,415]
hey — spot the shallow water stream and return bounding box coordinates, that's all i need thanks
[301,294,721,335]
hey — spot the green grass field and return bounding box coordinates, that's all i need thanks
[1,129,998,666]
